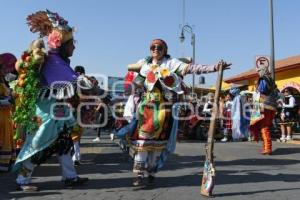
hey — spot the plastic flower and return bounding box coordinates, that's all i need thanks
[47,30,63,49]
[146,71,156,83]
[21,52,30,61]
[160,68,170,78]
[150,64,158,71]
[163,76,175,87]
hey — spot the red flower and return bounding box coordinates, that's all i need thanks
[147,71,156,83]
[164,76,174,87]
[21,52,29,61]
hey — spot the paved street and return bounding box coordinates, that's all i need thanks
[1,130,300,200]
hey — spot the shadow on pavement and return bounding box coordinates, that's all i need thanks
[216,158,300,166]
[215,170,300,185]
[13,175,200,191]
[5,169,300,193]
[163,155,205,171]
[3,191,60,200]
[80,142,119,148]
[33,153,205,177]
[272,147,300,155]
[215,187,300,197]
[18,155,300,192]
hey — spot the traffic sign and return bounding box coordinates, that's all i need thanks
[255,56,270,70]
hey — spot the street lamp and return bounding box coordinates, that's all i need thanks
[180,24,196,96]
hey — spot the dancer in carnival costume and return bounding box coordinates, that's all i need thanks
[249,64,278,155]
[13,10,88,191]
[128,39,230,186]
[0,53,17,171]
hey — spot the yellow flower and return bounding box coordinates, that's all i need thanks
[150,64,158,71]
[160,68,170,78]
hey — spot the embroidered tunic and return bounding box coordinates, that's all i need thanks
[131,57,215,152]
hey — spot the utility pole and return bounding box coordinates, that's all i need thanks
[270,0,275,80]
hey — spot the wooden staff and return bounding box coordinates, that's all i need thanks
[200,61,225,197]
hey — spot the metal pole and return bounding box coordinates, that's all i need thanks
[192,33,195,96]
[180,24,195,96]
[270,0,275,80]
[182,0,185,25]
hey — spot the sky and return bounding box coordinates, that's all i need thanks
[1,0,300,88]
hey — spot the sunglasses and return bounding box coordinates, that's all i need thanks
[65,39,77,45]
[150,44,163,51]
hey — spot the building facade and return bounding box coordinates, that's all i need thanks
[224,55,300,101]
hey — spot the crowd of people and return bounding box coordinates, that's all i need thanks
[0,9,299,193]
[197,87,298,139]
[218,87,299,144]
[188,78,299,153]
[168,63,299,155]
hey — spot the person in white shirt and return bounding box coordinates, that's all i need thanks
[202,93,214,117]
[278,88,296,141]
[221,93,233,142]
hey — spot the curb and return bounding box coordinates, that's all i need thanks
[286,140,300,145]
[275,139,300,145]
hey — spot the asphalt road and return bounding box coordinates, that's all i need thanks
[1,130,300,200]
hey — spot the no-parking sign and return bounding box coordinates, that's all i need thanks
[255,56,270,70]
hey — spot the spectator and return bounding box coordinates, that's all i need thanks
[221,93,233,142]
[0,53,16,172]
[278,88,296,141]
[202,93,214,118]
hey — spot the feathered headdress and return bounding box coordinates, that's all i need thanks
[26,9,74,49]
[12,10,75,133]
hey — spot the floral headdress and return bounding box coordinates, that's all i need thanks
[27,9,74,49]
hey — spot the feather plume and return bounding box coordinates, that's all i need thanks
[26,11,53,37]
